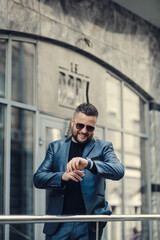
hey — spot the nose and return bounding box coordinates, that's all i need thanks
[81,126,88,134]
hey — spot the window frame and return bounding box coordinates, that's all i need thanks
[0,35,37,240]
[105,71,152,239]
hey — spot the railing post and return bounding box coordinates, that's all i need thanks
[96,221,99,240]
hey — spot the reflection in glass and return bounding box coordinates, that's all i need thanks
[124,134,144,239]
[0,105,5,239]
[106,130,122,240]
[0,39,6,98]
[106,130,121,159]
[106,73,149,239]
[46,127,61,148]
[106,74,121,129]
[10,107,34,240]
[12,41,35,105]
[107,178,123,240]
[124,134,141,169]
[124,85,146,133]
[125,169,142,239]
[124,134,142,206]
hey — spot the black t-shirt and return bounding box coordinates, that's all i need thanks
[62,141,86,214]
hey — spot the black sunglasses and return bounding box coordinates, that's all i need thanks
[75,123,95,132]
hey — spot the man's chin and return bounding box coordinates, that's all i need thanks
[72,135,91,144]
[78,139,87,144]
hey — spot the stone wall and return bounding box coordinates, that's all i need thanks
[1,0,160,101]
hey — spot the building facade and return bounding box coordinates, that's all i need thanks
[0,0,160,240]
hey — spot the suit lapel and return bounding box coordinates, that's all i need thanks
[59,137,71,171]
[82,139,95,158]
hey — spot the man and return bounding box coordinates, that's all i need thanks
[33,103,124,240]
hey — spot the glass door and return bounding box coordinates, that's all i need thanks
[35,115,67,240]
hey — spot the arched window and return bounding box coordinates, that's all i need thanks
[106,72,150,240]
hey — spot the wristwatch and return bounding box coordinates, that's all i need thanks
[85,157,92,169]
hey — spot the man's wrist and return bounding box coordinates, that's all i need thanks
[90,160,93,169]
[85,158,93,170]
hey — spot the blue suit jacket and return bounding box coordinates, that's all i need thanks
[33,137,125,235]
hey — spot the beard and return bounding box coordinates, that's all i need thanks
[71,129,93,144]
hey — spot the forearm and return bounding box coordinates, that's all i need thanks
[33,171,64,189]
[92,142,125,180]
[94,160,124,180]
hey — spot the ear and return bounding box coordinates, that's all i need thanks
[71,117,74,127]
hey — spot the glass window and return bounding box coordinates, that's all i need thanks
[125,168,142,239]
[0,104,5,239]
[46,127,61,148]
[106,73,149,239]
[0,39,6,98]
[12,41,35,105]
[106,130,123,240]
[124,85,146,134]
[10,107,34,240]
[124,134,148,238]
[0,37,36,240]
[106,130,121,159]
[106,75,121,129]
[125,174,142,239]
[124,134,141,169]
[0,105,5,213]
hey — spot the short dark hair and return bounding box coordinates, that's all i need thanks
[74,103,98,118]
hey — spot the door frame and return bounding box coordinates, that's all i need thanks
[34,114,68,240]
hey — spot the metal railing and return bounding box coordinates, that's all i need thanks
[1,214,160,224]
[1,214,160,240]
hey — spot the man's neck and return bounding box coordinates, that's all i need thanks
[71,136,77,143]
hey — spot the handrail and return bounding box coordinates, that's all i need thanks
[0,214,160,224]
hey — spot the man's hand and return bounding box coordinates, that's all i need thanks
[62,170,85,182]
[66,157,88,172]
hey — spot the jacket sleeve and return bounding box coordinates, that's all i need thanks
[93,142,125,180]
[33,143,64,189]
